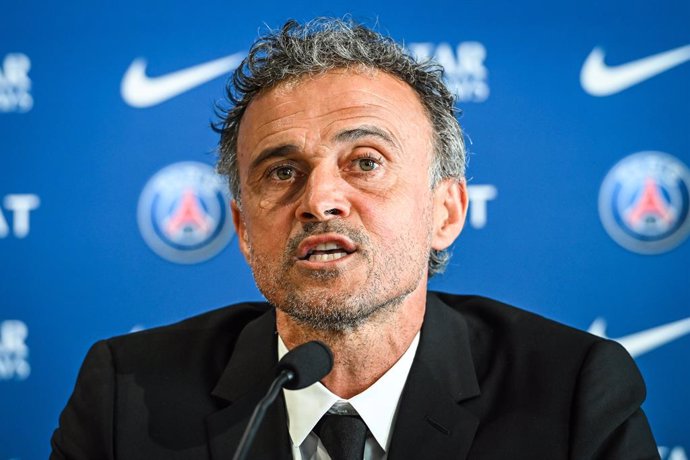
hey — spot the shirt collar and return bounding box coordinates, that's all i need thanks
[279,333,420,452]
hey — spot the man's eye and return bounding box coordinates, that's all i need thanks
[356,158,379,172]
[271,166,295,180]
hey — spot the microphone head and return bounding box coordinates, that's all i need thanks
[278,340,333,390]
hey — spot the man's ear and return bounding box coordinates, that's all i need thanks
[231,199,251,261]
[431,178,468,250]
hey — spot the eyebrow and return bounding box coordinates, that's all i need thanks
[249,144,299,171]
[333,125,397,149]
[248,125,399,171]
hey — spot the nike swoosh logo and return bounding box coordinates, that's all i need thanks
[587,316,690,358]
[580,44,690,96]
[121,52,245,108]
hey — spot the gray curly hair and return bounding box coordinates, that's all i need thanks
[215,17,466,276]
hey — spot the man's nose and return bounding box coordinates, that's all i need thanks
[295,166,351,222]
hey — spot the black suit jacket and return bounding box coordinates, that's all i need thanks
[51,292,659,459]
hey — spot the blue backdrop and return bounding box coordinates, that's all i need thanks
[2,1,688,458]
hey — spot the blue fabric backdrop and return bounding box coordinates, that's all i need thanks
[2,0,688,458]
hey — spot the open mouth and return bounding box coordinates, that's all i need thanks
[298,242,355,262]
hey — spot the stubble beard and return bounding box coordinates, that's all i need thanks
[247,216,432,333]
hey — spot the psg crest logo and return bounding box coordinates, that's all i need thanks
[137,162,234,263]
[598,152,690,254]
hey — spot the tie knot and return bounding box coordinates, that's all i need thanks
[315,412,368,460]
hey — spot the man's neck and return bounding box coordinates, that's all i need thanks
[276,285,427,399]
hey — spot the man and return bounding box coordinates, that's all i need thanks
[51,18,659,459]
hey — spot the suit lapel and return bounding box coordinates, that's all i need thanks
[205,308,292,460]
[387,293,481,460]
[204,293,480,459]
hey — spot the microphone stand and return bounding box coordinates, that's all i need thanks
[232,369,294,460]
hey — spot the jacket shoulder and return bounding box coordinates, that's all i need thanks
[432,291,601,349]
[429,291,608,387]
[429,292,657,458]
[51,302,275,459]
[103,302,273,388]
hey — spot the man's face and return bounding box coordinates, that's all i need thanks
[232,69,463,331]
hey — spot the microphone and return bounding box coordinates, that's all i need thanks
[277,340,334,390]
[232,340,333,460]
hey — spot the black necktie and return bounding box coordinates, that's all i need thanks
[315,413,368,460]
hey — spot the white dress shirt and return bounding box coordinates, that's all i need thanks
[279,333,420,460]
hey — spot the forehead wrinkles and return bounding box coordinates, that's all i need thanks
[237,71,434,162]
[248,100,414,147]
[260,89,403,124]
[253,71,421,123]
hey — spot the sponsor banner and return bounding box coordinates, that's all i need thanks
[588,316,690,359]
[0,194,40,239]
[0,320,30,381]
[137,162,234,264]
[121,52,245,108]
[581,44,690,97]
[598,152,690,254]
[408,42,489,102]
[0,53,32,113]
[1,2,688,458]
[467,184,497,229]
[658,445,688,460]
[120,43,490,109]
